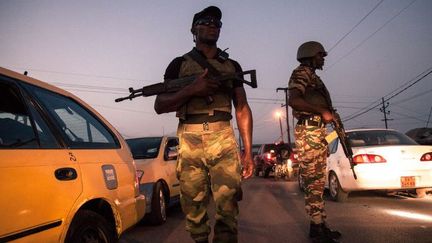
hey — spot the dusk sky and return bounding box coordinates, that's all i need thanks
[1,0,431,144]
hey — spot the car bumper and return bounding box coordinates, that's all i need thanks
[139,182,155,213]
[135,194,146,220]
[339,168,432,191]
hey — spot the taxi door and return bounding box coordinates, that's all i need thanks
[0,79,82,242]
[163,137,180,197]
[25,83,140,230]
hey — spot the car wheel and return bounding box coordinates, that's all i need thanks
[263,167,271,178]
[149,182,167,225]
[329,172,349,202]
[254,167,260,176]
[65,210,116,243]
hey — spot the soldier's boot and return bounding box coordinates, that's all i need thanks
[322,223,341,239]
[192,233,209,243]
[309,223,339,243]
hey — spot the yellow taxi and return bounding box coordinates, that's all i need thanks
[0,67,145,242]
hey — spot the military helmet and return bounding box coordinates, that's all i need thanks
[296,41,327,61]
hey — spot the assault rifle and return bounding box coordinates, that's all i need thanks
[115,70,257,103]
[327,110,358,180]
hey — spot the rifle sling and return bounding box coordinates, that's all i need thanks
[186,49,222,77]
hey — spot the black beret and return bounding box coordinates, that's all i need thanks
[191,6,222,28]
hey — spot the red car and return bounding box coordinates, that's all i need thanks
[254,143,297,178]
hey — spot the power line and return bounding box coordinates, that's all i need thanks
[393,104,430,118]
[390,110,427,123]
[392,87,432,105]
[344,67,432,121]
[327,0,417,70]
[5,66,155,84]
[384,69,432,101]
[328,0,384,52]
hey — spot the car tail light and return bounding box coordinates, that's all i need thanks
[266,153,272,160]
[420,152,432,161]
[353,154,387,164]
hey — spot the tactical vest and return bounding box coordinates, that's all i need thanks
[293,66,332,118]
[176,55,235,120]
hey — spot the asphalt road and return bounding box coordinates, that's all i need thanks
[120,177,432,243]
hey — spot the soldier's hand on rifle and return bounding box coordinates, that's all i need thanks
[321,109,334,123]
[191,69,220,96]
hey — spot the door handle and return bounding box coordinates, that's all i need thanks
[55,167,77,181]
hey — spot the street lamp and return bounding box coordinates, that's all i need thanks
[275,111,284,143]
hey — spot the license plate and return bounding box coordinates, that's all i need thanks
[400,176,416,188]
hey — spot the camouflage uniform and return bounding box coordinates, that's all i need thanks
[288,65,331,225]
[167,48,244,243]
[177,124,242,242]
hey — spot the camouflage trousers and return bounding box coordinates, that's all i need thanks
[294,125,327,224]
[177,124,242,243]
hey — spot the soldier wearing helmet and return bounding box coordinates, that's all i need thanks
[288,41,341,243]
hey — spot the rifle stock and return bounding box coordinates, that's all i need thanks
[331,110,357,180]
[115,70,257,103]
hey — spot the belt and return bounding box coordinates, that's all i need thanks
[179,121,231,132]
[297,115,325,128]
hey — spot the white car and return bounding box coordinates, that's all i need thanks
[325,129,432,202]
[126,136,180,225]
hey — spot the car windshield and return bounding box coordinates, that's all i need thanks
[126,137,162,159]
[348,130,418,147]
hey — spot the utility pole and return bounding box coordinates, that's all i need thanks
[275,112,284,143]
[426,105,432,128]
[380,97,393,129]
[276,87,292,145]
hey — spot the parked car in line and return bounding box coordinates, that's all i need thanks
[254,143,297,178]
[126,136,180,225]
[252,144,261,157]
[325,128,432,202]
[406,127,432,145]
[0,67,146,242]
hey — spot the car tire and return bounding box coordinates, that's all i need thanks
[329,172,349,202]
[254,167,260,176]
[149,182,167,225]
[65,210,116,243]
[263,167,271,178]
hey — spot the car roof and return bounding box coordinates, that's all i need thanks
[0,66,123,141]
[347,128,398,133]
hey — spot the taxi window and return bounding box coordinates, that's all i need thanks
[22,83,119,149]
[0,80,58,149]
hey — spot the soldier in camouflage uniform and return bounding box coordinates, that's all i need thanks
[288,41,341,243]
[154,6,254,243]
